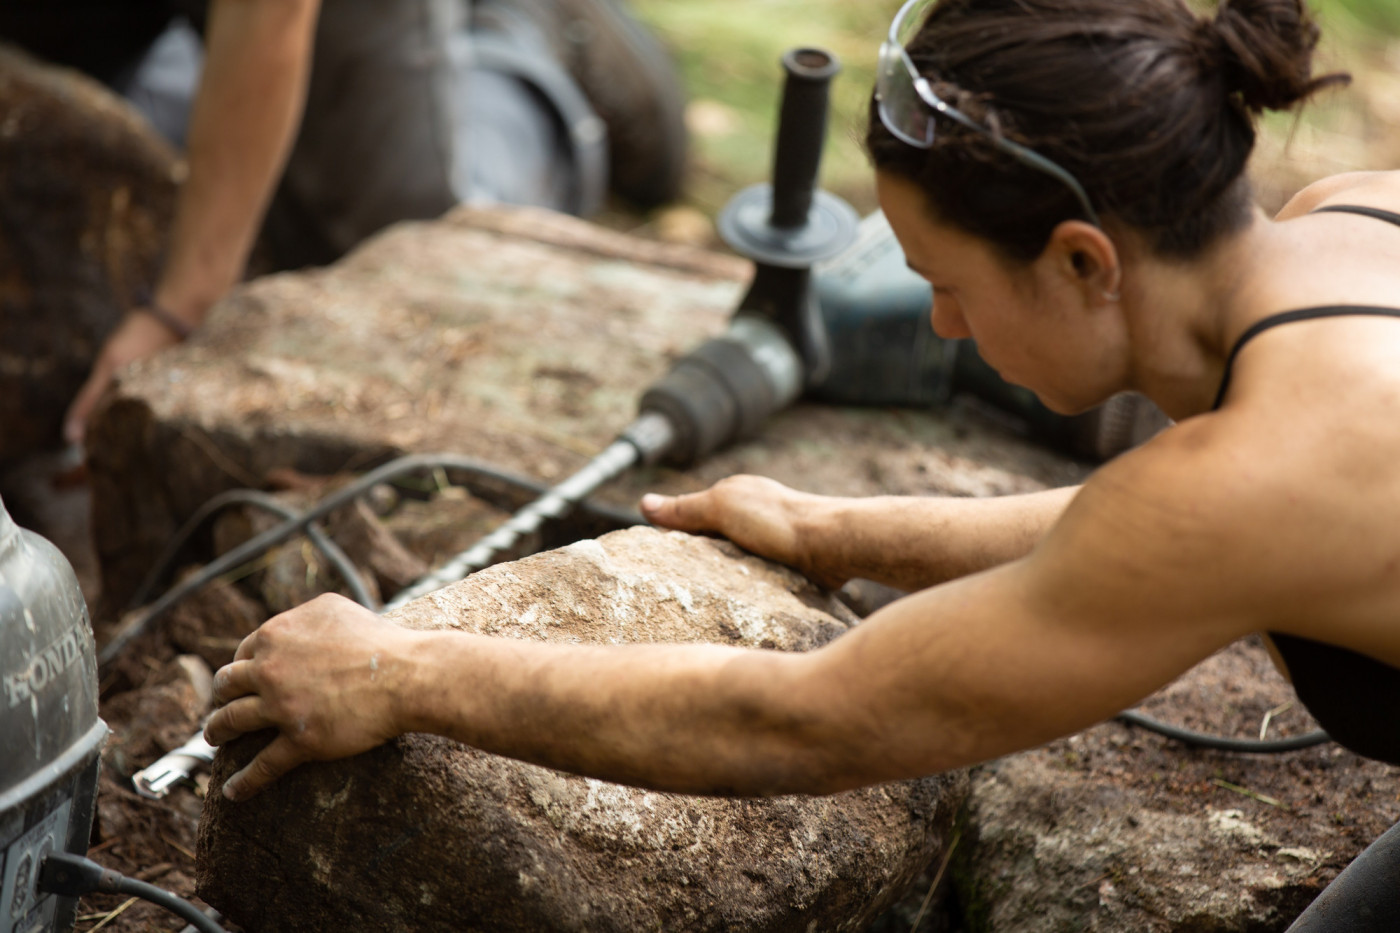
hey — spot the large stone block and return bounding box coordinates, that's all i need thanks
[0,44,179,462]
[197,526,968,932]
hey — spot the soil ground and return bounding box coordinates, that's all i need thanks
[1015,637,1400,899]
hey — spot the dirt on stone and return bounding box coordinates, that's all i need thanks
[195,529,962,933]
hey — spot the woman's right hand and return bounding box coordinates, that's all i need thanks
[640,475,847,589]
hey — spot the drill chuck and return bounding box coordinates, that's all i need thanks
[638,46,852,468]
[637,316,804,466]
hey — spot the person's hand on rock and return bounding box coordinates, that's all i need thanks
[641,475,848,589]
[63,306,191,446]
[206,593,421,801]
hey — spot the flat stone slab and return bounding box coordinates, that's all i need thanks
[198,526,968,933]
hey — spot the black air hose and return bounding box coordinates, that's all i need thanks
[1115,709,1330,753]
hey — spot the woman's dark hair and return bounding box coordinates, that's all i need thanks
[867,0,1349,262]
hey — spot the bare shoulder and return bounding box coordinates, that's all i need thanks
[1030,403,1400,665]
[1027,413,1330,636]
[1275,170,1400,220]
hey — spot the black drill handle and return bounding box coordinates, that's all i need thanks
[769,48,841,230]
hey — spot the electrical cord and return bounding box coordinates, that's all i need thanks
[125,455,555,613]
[126,452,645,612]
[99,452,644,671]
[39,852,228,933]
[129,488,378,611]
[1115,709,1331,753]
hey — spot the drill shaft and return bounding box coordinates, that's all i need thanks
[381,413,675,612]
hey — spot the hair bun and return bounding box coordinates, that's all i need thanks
[1208,0,1344,113]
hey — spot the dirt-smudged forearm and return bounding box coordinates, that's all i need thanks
[806,486,1079,592]
[399,632,861,796]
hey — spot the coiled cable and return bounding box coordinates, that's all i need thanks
[99,452,643,671]
[128,487,379,611]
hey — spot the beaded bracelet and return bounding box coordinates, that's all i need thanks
[133,288,195,341]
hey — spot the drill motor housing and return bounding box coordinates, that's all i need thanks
[813,212,1171,462]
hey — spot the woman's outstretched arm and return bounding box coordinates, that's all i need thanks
[640,476,1079,592]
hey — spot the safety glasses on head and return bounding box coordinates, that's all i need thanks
[875,0,1102,228]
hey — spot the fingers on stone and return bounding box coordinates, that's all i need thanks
[225,735,305,802]
[234,629,260,662]
[639,493,668,519]
[641,492,697,530]
[672,490,722,530]
[212,659,255,705]
[205,696,269,747]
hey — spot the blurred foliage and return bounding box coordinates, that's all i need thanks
[631,0,889,217]
[1251,0,1400,210]
[629,0,1399,225]
[1311,0,1400,38]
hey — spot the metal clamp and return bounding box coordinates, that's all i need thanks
[132,732,217,800]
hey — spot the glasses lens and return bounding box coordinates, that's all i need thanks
[893,0,935,46]
[877,0,1102,226]
[877,41,934,147]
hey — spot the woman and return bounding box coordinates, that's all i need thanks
[205,0,1400,924]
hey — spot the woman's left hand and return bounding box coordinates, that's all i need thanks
[641,475,850,589]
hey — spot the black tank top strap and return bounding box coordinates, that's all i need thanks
[1212,306,1400,410]
[1212,203,1400,409]
[1209,205,1400,409]
[1214,203,1400,766]
[1310,204,1400,227]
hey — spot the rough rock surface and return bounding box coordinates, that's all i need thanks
[0,44,179,462]
[198,526,968,932]
[955,638,1400,932]
[87,203,1076,617]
